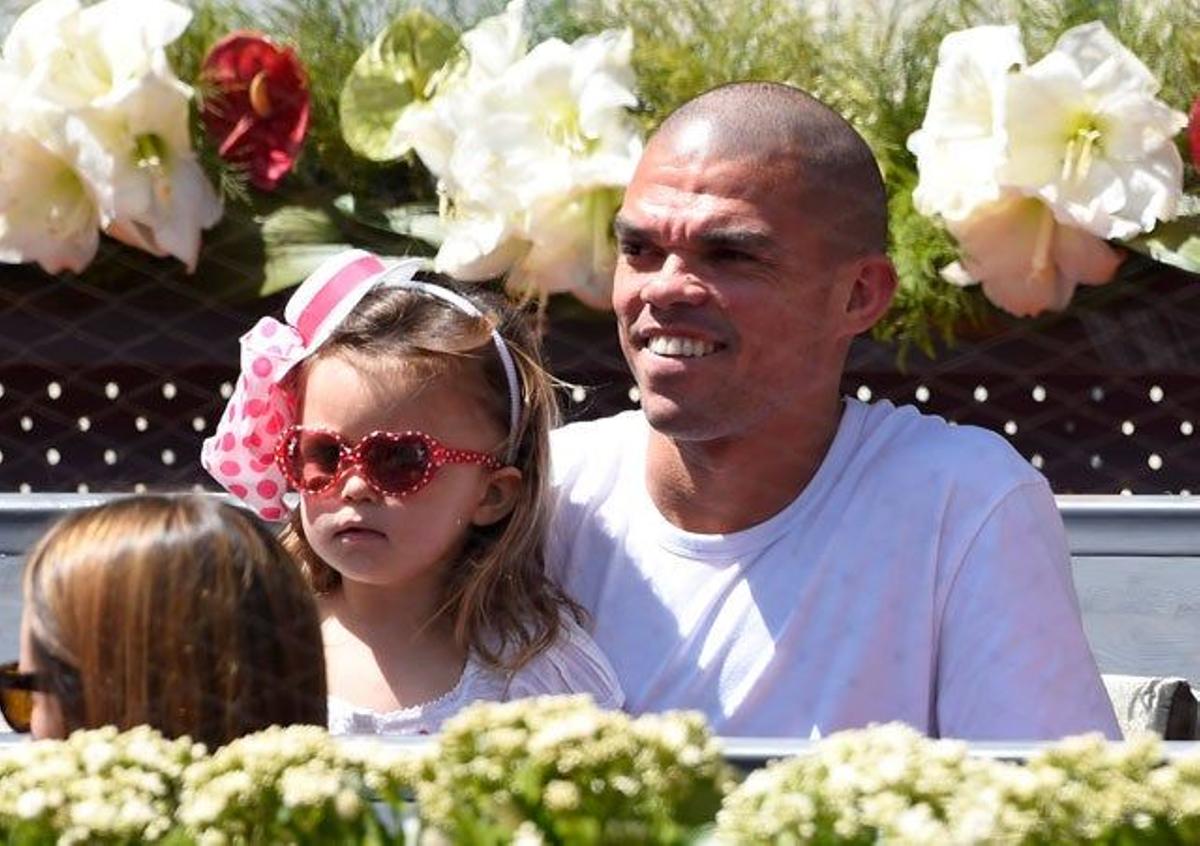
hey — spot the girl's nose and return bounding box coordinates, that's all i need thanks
[337,464,380,502]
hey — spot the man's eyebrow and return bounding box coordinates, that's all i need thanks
[613,217,772,251]
[612,216,649,241]
[693,228,772,252]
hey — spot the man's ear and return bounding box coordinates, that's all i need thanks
[471,467,523,527]
[842,255,898,337]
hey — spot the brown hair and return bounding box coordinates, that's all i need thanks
[279,271,581,670]
[23,494,327,749]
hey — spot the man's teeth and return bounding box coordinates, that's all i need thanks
[647,335,717,357]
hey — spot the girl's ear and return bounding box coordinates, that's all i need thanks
[471,467,523,526]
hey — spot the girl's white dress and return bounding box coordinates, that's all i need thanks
[327,615,624,735]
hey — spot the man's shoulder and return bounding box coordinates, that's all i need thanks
[852,399,1045,494]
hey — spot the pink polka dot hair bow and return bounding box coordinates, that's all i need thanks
[201,249,423,519]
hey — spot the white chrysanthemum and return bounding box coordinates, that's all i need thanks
[15,788,49,819]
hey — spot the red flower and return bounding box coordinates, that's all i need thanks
[1191,95,1200,171]
[201,31,310,191]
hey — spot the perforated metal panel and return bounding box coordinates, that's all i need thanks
[2,254,1199,494]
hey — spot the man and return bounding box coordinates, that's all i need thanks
[547,81,1119,740]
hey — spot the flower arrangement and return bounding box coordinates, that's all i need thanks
[0,0,642,311]
[715,725,1200,844]
[907,21,1186,318]
[0,725,202,844]
[176,723,412,843]
[3,0,1200,357]
[340,0,642,308]
[0,0,222,274]
[715,722,992,844]
[414,694,732,844]
[16,714,1200,843]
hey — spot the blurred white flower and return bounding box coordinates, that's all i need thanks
[437,213,528,281]
[907,25,1026,222]
[15,788,49,819]
[999,21,1186,240]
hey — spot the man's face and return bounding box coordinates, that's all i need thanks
[613,123,857,441]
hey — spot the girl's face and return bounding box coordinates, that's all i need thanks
[18,609,65,739]
[297,354,517,591]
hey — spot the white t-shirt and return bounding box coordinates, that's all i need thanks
[547,399,1120,740]
[327,616,624,735]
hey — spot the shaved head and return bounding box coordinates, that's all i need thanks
[652,82,888,259]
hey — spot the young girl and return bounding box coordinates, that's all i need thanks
[203,249,622,734]
[14,494,326,746]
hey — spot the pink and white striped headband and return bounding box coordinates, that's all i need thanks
[200,249,522,519]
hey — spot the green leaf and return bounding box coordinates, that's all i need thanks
[339,9,459,162]
[333,194,446,246]
[1126,212,1200,275]
[260,205,343,246]
[258,205,350,296]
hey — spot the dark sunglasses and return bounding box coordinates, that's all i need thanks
[0,660,49,733]
[275,426,503,498]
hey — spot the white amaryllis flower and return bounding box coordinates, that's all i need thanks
[999,22,1187,240]
[907,25,1026,222]
[3,0,192,110]
[0,143,99,275]
[388,0,528,174]
[432,27,641,303]
[0,0,218,274]
[437,213,528,282]
[946,194,1123,317]
[505,188,625,308]
[909,20,1186,317]
[0,72,100,273]
[71,72,222,272]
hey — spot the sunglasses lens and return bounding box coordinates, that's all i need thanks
[361,434,429,494]
[290,430,343,492]
[0,663,32,733]
[0,687,31,733]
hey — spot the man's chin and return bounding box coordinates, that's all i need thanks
[639,392,728,441]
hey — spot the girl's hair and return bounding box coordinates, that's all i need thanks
[279,271,581,670]
[23,494,327,749]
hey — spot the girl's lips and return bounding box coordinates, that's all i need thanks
[332,526,386,542]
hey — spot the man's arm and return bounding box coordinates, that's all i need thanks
[935,480,1121,740]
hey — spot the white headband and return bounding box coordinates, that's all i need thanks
[379,267,524,464]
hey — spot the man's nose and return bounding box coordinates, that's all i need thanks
[639,254,709,309]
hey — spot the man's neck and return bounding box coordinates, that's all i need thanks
[644,397,845,534]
